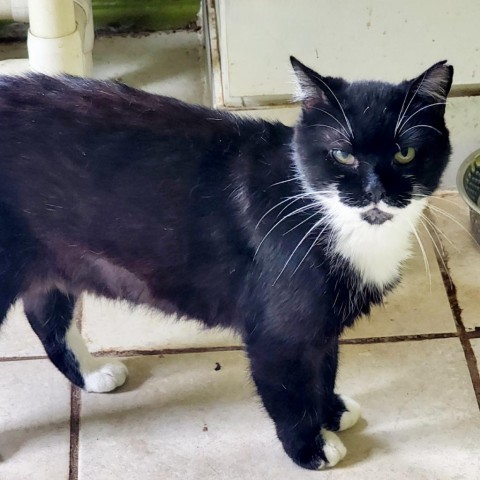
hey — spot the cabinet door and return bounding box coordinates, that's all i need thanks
[215,0,480,106]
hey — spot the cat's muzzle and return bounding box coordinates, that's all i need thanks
[361,208,393,225]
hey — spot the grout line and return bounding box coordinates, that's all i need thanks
[0,346,246,363]
[442,280,480,410]
[0,332,464,364]
[467,330,480,340]
[68,386,81,480]
[340,332,458,345]
[0,354,47,362]
[428,218,480,411]
[92,345,245,358]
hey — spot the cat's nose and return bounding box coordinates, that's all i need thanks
[365,177,386,204]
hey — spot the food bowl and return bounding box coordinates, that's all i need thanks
[457,148,480,245]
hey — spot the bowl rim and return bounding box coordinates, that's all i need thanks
[456,148,480,215]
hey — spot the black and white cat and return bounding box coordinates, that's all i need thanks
[0,57,453,469]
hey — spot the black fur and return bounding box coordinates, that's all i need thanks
[0,58,453,469]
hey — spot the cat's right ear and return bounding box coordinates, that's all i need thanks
[290,56,331,109]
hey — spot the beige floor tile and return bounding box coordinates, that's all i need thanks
[0,301,46,358]
[92,31,208,104]
[82,294,242,352]
[336,339,480,479]
[79,339,480,479]
[0,359,71,480]
[0,32,207,105]
[344,231,456,340]
[430,193,480,332]
[233,106,299,125]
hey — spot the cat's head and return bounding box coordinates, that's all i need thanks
[290,57,453,286]
[291,56,453,222]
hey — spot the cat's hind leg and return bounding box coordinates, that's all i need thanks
[23,288,127,392]
[0,205,36,335]
[0,260,23,333]
[0,286,21,337]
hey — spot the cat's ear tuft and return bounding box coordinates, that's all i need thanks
[410,61,454,103]
[290,56,330,108]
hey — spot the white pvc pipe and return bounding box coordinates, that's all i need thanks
[26,0,93,76]
[75,0,94,72]
[28,0,76,38]
[0,0,93,77]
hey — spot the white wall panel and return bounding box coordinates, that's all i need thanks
[217,0,480,106]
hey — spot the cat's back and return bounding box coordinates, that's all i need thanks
[0,73,291,190]
[0,73,235,135]
[0,74,291,248]
[0,73,277,190]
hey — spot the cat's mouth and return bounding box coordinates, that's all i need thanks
[360,208,394,225]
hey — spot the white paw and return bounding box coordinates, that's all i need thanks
[317,429,347,469]
[338,394,361,431]
[83,359,128,393]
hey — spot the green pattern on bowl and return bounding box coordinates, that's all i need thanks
[457,149,480,245]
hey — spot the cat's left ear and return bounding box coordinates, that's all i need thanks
[290,56,337,109]
[409,61,454,103]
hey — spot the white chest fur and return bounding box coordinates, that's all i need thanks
[318,192,427,289]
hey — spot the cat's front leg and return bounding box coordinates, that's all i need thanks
[246,333,347,470]
[320,339,361,433]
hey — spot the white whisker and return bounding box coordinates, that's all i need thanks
[268,176,302,188]
[397,102,446,134]
[402,214,432,289]
[255,192,314,229]
[420,213,459,252]
[275,190,333,220]
[427,204,479,245]
[330,139,350,147]
[290,222,331,278]
[255,197,301,230]
[308,124,351,143]
[394,88,412,138]
[310,106,350,138]
[310,75,355,139]
[254,202,324,258]
[412,193,468,211]
[283,210,321,235]
[275,197,307,220]
[418,217,453,287]
[273,217,326,285]
[399,124,442,137]
[394,73,426,137]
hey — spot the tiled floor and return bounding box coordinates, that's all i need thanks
[0,31,480,480]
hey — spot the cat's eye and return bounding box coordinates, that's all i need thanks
[331,149,356,165]
[394,147,416,164]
